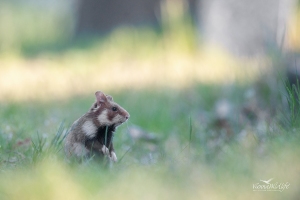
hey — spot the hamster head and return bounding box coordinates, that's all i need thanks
[90,91,130,127]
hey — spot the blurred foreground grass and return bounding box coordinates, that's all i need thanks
[1,2,300,200]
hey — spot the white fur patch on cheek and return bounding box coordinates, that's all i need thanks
[97,110,111,125]
[112,114,122,124]
[82,120,97,138]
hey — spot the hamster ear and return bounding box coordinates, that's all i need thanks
[89,102,99,112]
[106,95,113,101]
[95,91,107,103]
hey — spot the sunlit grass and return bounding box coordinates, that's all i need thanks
[0,44,269,102]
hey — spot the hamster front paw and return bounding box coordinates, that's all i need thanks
[110,151,117,162]
[101,145,110,156]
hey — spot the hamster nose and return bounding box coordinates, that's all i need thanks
[125,114,130,120]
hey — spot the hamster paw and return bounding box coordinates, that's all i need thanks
[110,151,117,162]
[101,145,110,156]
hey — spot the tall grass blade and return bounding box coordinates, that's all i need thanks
[189,116,193,152]
[118,145,133,164]
[105,125,108,148]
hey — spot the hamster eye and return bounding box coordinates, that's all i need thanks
[112,107,118,111]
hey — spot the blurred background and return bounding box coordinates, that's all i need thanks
[1,0,300,199]
[1,0,300,100]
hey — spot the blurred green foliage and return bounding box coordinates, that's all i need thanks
[0,1,73,56]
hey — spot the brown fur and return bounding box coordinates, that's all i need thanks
[64,91,130,161]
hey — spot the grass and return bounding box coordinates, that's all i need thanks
[0,78,297,194]
[0,74,299,199]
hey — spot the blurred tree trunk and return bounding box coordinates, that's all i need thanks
[197,0,296,57]
[74,0,161,37]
